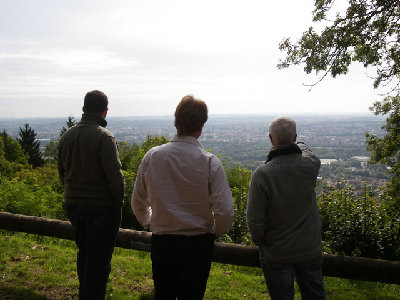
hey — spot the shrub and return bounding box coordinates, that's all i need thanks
[318,180,400,260]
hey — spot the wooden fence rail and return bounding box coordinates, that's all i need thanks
[0,212,399,284]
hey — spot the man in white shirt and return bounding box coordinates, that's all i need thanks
[131,95,234,300]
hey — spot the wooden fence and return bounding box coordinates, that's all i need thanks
[0,212,399,284]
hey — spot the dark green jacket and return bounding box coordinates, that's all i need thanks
[58,114,125,207]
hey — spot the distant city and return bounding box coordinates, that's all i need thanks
[0,113,389,193]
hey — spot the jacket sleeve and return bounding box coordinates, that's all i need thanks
[297,141,321,172]
[100,134,125,207]
[209,157,234,237]
[57,141,65,186]
[131,154,152,229]
[246,168,269,246]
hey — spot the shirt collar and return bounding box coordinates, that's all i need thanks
[81,113,107,127]
[171,134,202,147]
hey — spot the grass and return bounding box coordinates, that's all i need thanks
[0,231,399,299]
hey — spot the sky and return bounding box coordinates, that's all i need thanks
[0,0,384,118]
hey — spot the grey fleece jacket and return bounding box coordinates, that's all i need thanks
[58,114,125,207]
[246,142,322,263]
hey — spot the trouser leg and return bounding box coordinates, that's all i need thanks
[151,233,215,300]
[177,234,214,300]
[294,255,326,300]
[258,248,295,300]
[66,204,121,300]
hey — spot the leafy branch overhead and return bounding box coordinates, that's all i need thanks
[278,0,400,91]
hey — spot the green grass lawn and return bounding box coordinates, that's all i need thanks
[0,231,399,299]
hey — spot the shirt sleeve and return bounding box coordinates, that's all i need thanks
[246,168,269,246]
[100,134,125,207]
[209,157,234,237]
[131,154,152,229]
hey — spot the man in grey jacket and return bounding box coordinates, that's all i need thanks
[246,116,325,300]
[58,90,125,300]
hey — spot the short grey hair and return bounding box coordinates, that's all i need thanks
[268,116,297,145]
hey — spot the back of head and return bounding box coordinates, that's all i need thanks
[174,95,208,136]
[269,116,297,145]
[83,90,108,114]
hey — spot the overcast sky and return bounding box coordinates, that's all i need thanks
[0,0,384,118]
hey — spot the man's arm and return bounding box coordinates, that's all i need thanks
[297,141,321,172]
[209,157,234,237]
[246,169,269,246]
[57,142,65,186]
[100,134,125,207]
[131,154,152,229]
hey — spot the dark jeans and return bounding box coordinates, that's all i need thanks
[259,249,326,300]
[65,203,121,300]
[151,233,215,300]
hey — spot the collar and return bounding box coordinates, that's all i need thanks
[81,113,107,127]
[171,134,202,147]
[265,143,302,163]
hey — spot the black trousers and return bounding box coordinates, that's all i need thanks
[65,203,121,300]
[151,233,215,300]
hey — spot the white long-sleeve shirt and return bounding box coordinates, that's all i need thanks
[131,134,234,236]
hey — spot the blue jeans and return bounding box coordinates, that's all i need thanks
[259,248,326,300]
[66,203,121,300]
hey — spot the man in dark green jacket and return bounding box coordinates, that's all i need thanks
[58,90,125,300]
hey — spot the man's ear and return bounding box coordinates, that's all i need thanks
[102,108,108,119]
[294,134,297,142]
[269,134,274,145]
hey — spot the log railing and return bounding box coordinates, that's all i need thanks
[0,212,399,285]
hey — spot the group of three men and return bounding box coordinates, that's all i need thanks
[58,90,326,299]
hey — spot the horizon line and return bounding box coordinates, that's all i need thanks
[0,111,378,120]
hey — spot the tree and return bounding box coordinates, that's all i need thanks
[278,0,399,90]
[59,116,76,137]
[17,124,44,168]
[43,140,58,161]
[366,96,400,198]
[278,0,400,198]
[44,117,78,162]
[0,130,28,166]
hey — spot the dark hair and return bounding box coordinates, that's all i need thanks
[83,90,108,114]
[174,95,208,136]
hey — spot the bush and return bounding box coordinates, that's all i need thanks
[0,176,65,220]
[225,164,252,245]
[318,180,400,260]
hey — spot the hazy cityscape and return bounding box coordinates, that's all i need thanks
[0,113,390,193]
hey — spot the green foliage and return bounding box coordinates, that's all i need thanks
[0,133,30,179]
[43,140,58,161]
[0,176,65,220]
[278,0,400,90]
[17,123,44,168]
[366,95,400,199]
[318,180,400,260]
[0,131,29,166]
[0,162,65,219]
[225,163,252,244]
[118,135,169,174]
[59,116,77,137]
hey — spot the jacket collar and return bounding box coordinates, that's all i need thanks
[80,113,107,127]
[265,143,302,163]
[171,134,202,147]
